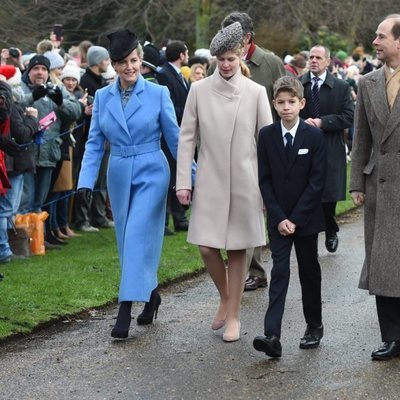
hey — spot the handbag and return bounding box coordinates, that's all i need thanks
[7,220,32,257]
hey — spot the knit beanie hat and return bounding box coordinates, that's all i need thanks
[87,46,109,67]
[209,22,243,56]
[27,54,50,73]
[44,50,65,70]
[61,65,81,83]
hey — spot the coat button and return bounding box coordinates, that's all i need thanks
[379,178,385,183]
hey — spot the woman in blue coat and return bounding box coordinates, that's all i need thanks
[77,29,180,339]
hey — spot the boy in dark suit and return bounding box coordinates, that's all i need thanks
[253,76,326,358]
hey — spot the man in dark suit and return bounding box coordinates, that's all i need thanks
[157,40,190,234]
[253,76,326,358]
[299,45,354,253]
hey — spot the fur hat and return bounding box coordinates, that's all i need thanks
[27,54,50,74]
[209,22,243,57]
[87,46,109,67]
[101,63,116,80]
[142,44,160,71]
[44,50,65,70]
[107,29,139,62]
[61,65,81,83]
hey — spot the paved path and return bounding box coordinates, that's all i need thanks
[1,208,399,400]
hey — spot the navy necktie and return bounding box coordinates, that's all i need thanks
[312,76,320,118]
[285,132,293,160]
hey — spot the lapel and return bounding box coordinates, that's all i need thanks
[167,63,188,93]
[106,76,145,137]
[383,94,400,143]
[107,82,129,135]
[364,68,389,138]
[271,121,286,166]
[287,119,306,170]
[124,75,144,124]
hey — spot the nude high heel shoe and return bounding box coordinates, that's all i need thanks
[211,319,226,330]
[223,321,241,342]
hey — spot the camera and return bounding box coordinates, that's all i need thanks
[9,47,19,58]
[46,82,58,97]
[87,95,94,105]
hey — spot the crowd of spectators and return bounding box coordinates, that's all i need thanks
[0,26,380,274]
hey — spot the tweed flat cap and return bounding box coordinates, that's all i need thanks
[107,29,139,62]
[209,21,243,56]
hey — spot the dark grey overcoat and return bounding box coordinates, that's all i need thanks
[300,72,354,202]
[350,67,400,297]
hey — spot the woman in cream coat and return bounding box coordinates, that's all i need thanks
[176,22,273,342]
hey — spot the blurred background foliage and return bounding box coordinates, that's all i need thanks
[0,0,399,56]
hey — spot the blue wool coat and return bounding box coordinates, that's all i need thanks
[78,75,179,302]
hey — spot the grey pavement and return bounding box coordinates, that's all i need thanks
[1,208,399,400]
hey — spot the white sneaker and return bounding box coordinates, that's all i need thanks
[77,224,99,233]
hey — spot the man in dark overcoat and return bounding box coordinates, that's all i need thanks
[299,45,354,253]
[350,14,400,361]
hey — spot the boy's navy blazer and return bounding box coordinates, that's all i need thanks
[258,119,326,237]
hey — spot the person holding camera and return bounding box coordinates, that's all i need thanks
[18,55,81,248]
[1,48,25,72]
[73,46,113,232]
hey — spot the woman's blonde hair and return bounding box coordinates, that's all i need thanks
[189,63,207,82]
[231,43,250,78]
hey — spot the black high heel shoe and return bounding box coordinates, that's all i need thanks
[111,301,132,338]
[137,290,161,325]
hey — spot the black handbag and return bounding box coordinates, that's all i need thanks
[7,221,31,257]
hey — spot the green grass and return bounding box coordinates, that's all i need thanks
[0,163,356,340]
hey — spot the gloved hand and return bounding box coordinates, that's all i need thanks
[32,84,47,101]
[47,86,63,106]
[0,136,22,156]
[77,188,92,204]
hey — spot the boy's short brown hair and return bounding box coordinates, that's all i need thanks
[273,76,304,100]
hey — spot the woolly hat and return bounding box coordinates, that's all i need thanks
[87,46,110,66]
[0,65,22,87]
[44,50,65,70]
[336,50,348,62]
[142,44,160,71]
[61,64,81,83]
[209,22,243,56]
[27,54,50,73]
[107,29,138,62]
[194,48,212,60]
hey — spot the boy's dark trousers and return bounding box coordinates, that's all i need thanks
[264,232,322,339]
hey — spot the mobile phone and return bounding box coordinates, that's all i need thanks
[53,24,63,41]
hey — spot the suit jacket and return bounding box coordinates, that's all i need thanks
[258,119,326,237]
[350,67,400,297]
[157,62,189,186]
[299,71,354,202]
[157,62,189,125]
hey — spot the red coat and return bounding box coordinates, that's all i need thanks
[0,118,11,195]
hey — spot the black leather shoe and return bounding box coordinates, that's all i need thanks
[300,325,324,349]
[371,341,400,360]
[174,221,189,232]
[325,233,338,253]
[244,276,268,291]
[253,334,282,357]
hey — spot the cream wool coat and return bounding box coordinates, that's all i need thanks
[176,69,273,250]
